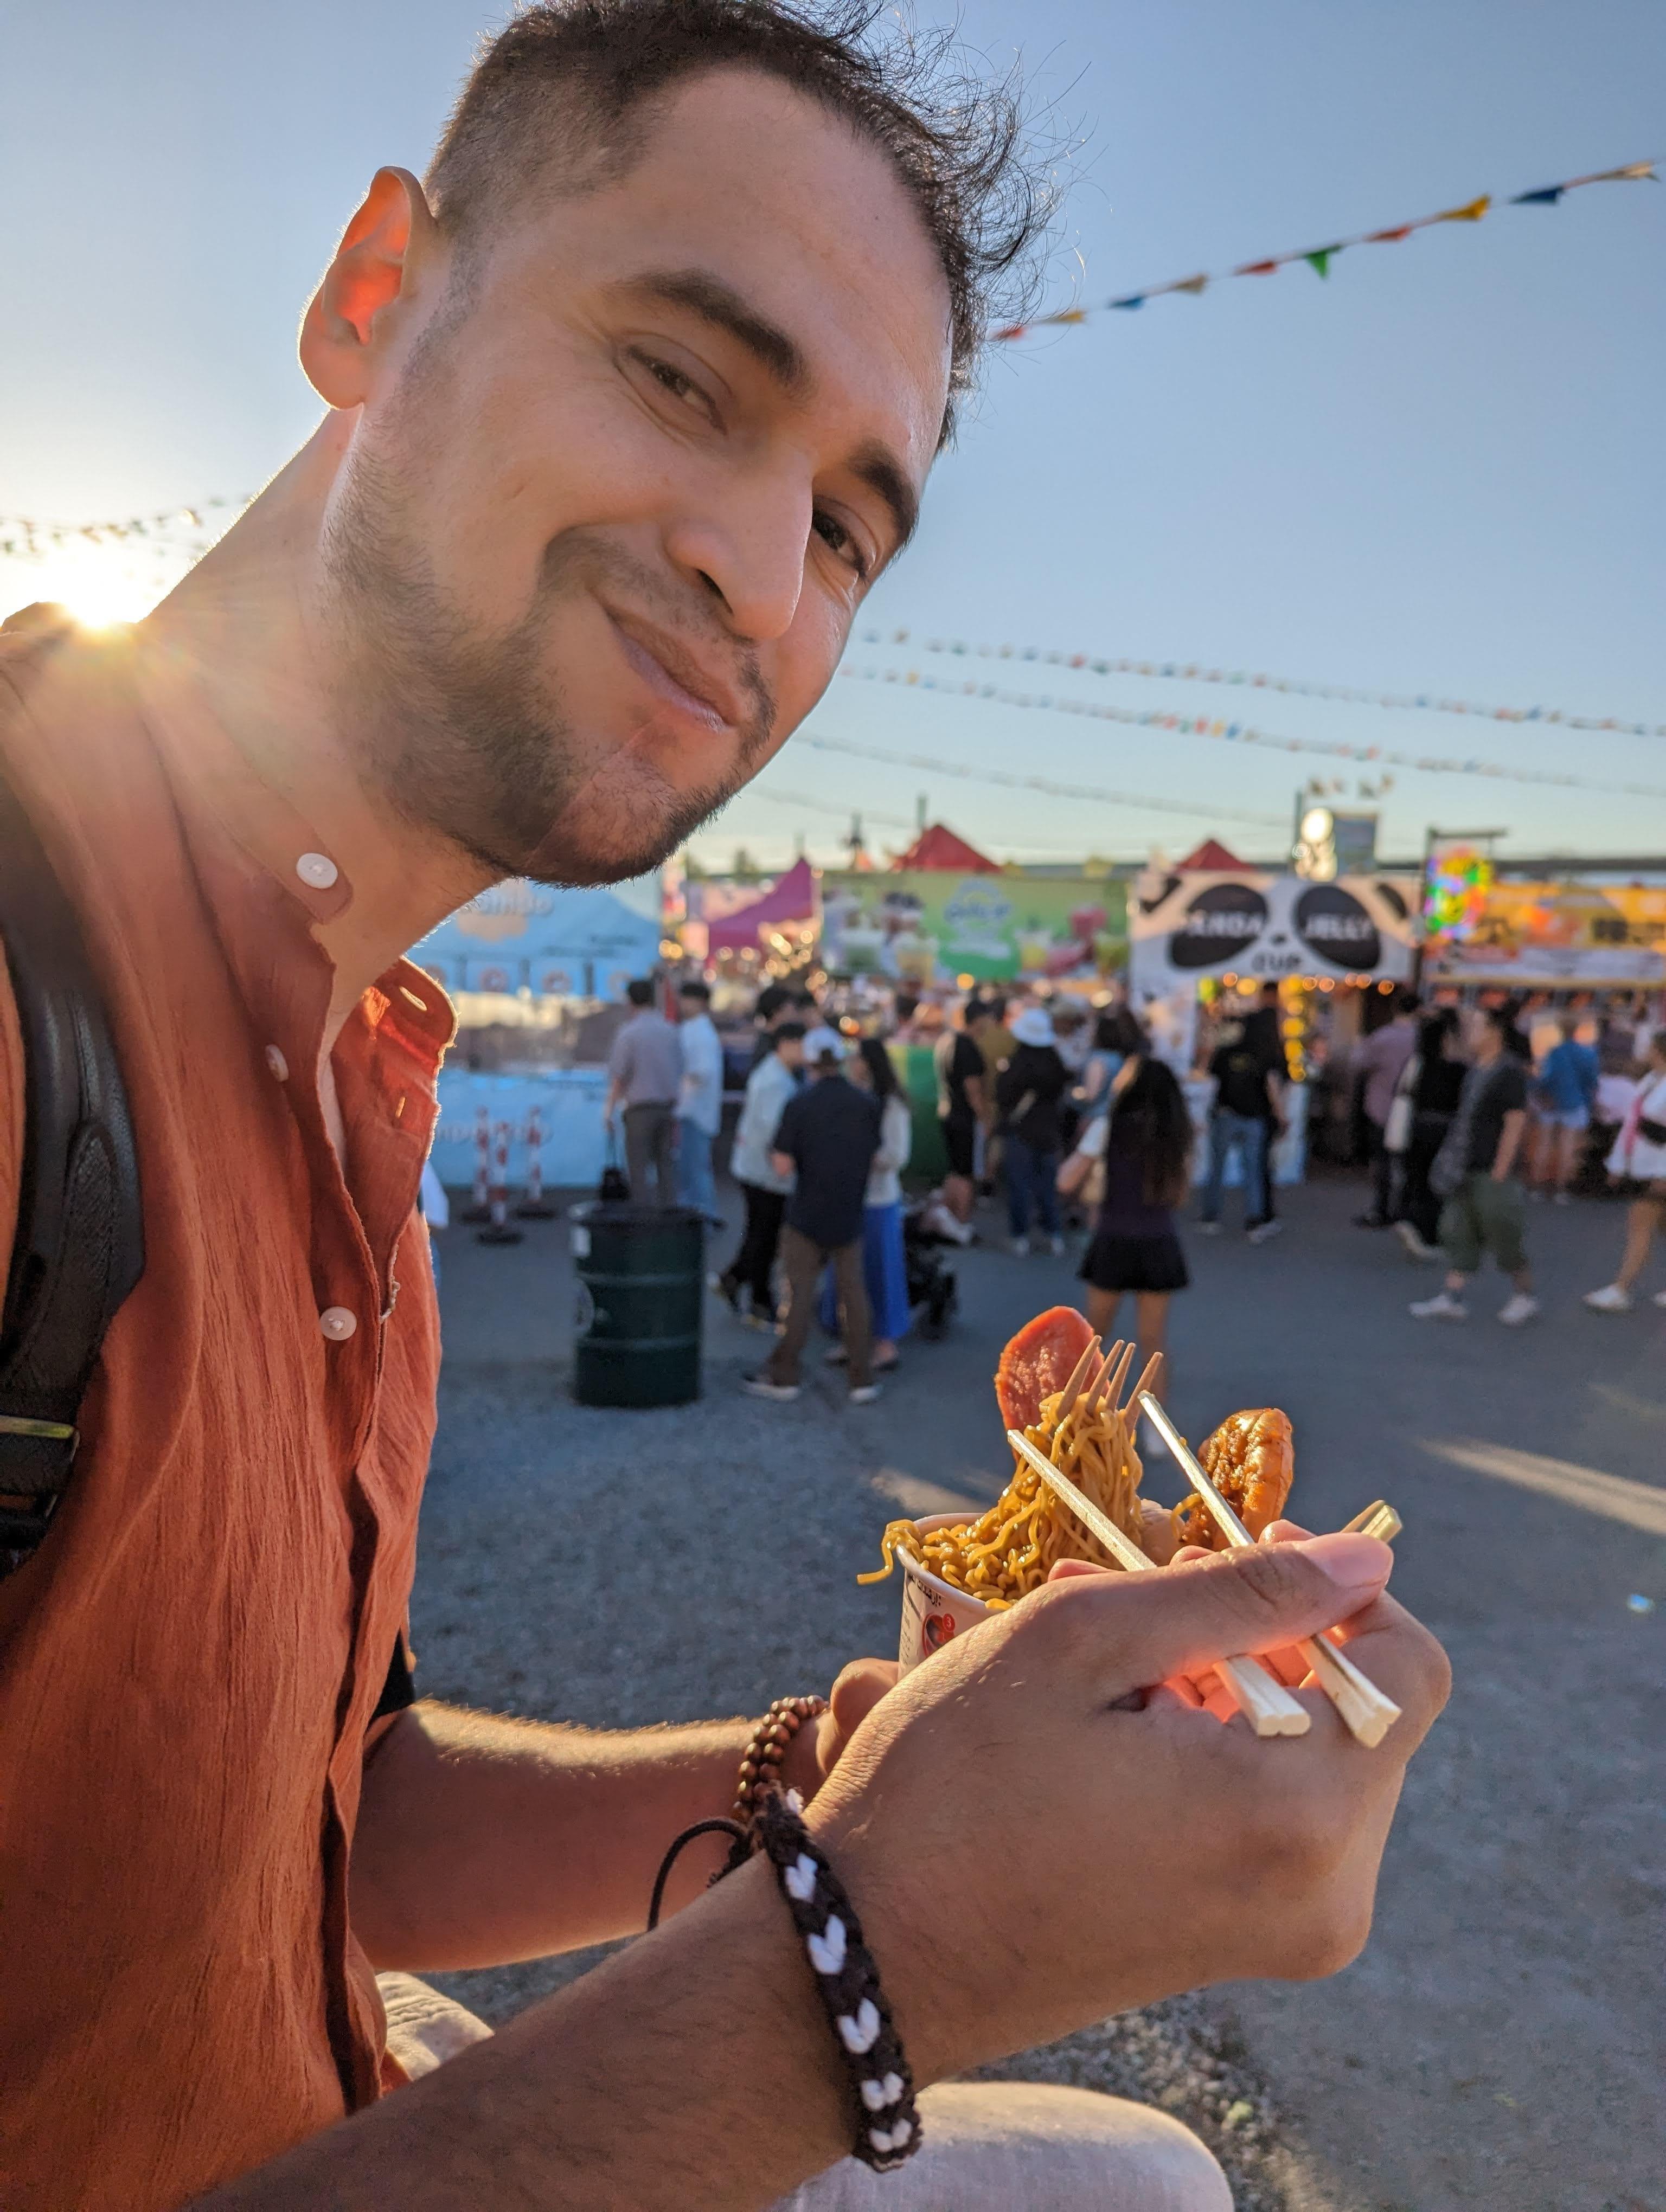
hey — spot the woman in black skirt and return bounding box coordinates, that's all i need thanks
[1058,1053,1195,1379]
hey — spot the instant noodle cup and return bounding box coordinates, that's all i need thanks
[896,1511,992,1675]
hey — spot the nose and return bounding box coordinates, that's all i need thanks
[662,460,811,645]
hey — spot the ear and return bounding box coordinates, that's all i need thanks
[300,167,441,409]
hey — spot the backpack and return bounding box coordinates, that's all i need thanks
[0,672,146,1577]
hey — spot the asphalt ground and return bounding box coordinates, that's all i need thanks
[416,1171,1665,2212]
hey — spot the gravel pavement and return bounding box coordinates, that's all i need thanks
[415,1173,1665,2211]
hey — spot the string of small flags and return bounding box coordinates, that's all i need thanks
[837,666,1666,803]
[802,732,1291,828]
[992,159,1658,339]
[857,629,1666,742]
[0,496,254,562]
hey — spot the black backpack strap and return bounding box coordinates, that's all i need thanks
[0,763,145,1572]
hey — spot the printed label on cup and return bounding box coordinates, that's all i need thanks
[895,1511,991,1675]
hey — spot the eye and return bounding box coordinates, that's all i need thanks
[627,347,720,427]
[812,507,871,581]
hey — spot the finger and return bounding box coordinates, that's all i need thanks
[1047,1559,1114,1583]
[828,1657,900,1739]
[1259,1517,1315,1544]
[1046,1531,1396,1692]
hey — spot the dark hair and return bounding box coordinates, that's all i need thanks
[1419,1007,1459,1056]
[857,1035,899,1099]
[755,982,791,1022]
[1391,988,1421,1018]
[1109,1056,1194,1210]
[1479,1003,1511,1038]
[677,979,712,1003]
[772,1019,808,1045]
[1094,1008,1145,1056]
[985,992,1008,1020]
[963,997,991,1026]
[792,989,818,1012]
[626,977,655,1007]
[425,1,1050,441]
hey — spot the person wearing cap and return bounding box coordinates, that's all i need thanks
[744,1027,882,1404]
[995,1005,1069,1256]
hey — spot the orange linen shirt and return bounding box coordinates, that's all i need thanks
[0,625,453,2210]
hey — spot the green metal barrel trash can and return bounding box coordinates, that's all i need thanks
[569,1201,704,1407]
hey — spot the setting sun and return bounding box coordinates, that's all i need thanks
[1,547,168,631]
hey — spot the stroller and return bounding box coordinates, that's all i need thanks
[903,1204,959,1340]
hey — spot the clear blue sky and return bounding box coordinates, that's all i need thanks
[3,1,1662,867]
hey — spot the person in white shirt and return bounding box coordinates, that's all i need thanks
[1584,1032,1666,1312]
[822,1037,914,1373]
[674,979,724,1220]
[715,1021,805,1324]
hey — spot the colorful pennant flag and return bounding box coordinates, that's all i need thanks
[837,664,1666,801]
[995,157,1657,339]
[855,627,1666,744]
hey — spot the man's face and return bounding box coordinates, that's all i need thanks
[776,1036,805,1072]
[321,70,951,884]
[677,992,706,1023]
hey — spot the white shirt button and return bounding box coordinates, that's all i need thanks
[264,1045,289,1082]
[318,1306,358,1342]
[295,852,339,891]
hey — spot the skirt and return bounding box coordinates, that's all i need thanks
[1079,1229,1189,1296]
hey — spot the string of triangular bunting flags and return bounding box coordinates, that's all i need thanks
[992,159,1657,339]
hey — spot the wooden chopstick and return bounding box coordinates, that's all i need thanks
[1118,1351,1165,1420]
[1093,1341,1136,1415]
[1342,1500,1402,1543]
[1006,1429,1310,1740]
[1136,1393,1402,1750]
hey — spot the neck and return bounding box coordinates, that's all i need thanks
[137,416,493,1046]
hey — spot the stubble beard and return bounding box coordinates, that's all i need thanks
[318,451,776,888]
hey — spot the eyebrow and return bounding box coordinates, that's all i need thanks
[620,265,921,560]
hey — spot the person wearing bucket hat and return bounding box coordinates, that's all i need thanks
[995,1005,1069,1256]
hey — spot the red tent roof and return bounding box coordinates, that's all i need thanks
[890,824,999,873]
[706,856,817,953]
[1177,837,1247,872]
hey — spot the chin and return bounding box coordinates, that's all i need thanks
[522,761,735,888]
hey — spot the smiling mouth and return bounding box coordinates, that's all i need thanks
[606,612,736,735]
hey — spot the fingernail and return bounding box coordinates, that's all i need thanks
[1297,1532,1393,1584]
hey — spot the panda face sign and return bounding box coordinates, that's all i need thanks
[1132,872,1412,987]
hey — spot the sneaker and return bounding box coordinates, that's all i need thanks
[1047,1234,1067,1257]
[1584,1284,1632,1313]
[1410,1290,1468,1321]
[741,1308,780,1333]
[847,1382,883,1406]
[742,1373,800,1402]
[824,1343,849,1365]
[1247,1219,1283,1245]
[1552,1191,1573,1207]
[1009,1235,1031,1257]
[1498,1294,1541,1327]
[1195,1219,1222,1237]
[1654,1290,1666,1309]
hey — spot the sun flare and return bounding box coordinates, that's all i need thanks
[2,548,168,632]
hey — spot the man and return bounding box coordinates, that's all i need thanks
[674,976,723,1218]
[1351,989,1419,1229]
[1412,1004,1539,1325]
[606,975,682,1205]
[743,1025,881,1405]
[716,1019,805,1326]
[1529,1012,1598,1205]
[930,996,986,1236]
[1199,1017,1281,1240]
[0,7,1448,2208]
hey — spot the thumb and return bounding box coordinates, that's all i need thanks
[829,1657,900,1742]
[1050,1532,1394,1690]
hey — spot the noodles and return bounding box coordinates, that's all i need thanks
[857,1382,1153,1609]
[859,1310,1298,1610]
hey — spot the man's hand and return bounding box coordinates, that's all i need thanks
[781,1658,899,1799]
[808,1530,1449,2084]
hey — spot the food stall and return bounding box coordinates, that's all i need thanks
[1129,867,1420,1181]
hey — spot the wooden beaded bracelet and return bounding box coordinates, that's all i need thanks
[731,1694,826,1822]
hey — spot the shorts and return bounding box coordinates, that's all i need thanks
[940,1111,977,1179]
[1438,1173,1528,1276]
[1538,1106,1590,1132]
[1079,1230,1190,1296]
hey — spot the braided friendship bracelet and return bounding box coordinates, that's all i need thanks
[755,1790,922,2172]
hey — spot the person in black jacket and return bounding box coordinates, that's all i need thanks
[996,1006,1069,1255]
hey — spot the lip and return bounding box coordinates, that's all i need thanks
[604,608,742,734]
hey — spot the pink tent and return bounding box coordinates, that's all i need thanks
[706,856,817,954]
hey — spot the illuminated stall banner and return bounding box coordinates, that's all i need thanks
[1422,880,1666,986]
[1130,871,1418,994]
[820,871,1128,984]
